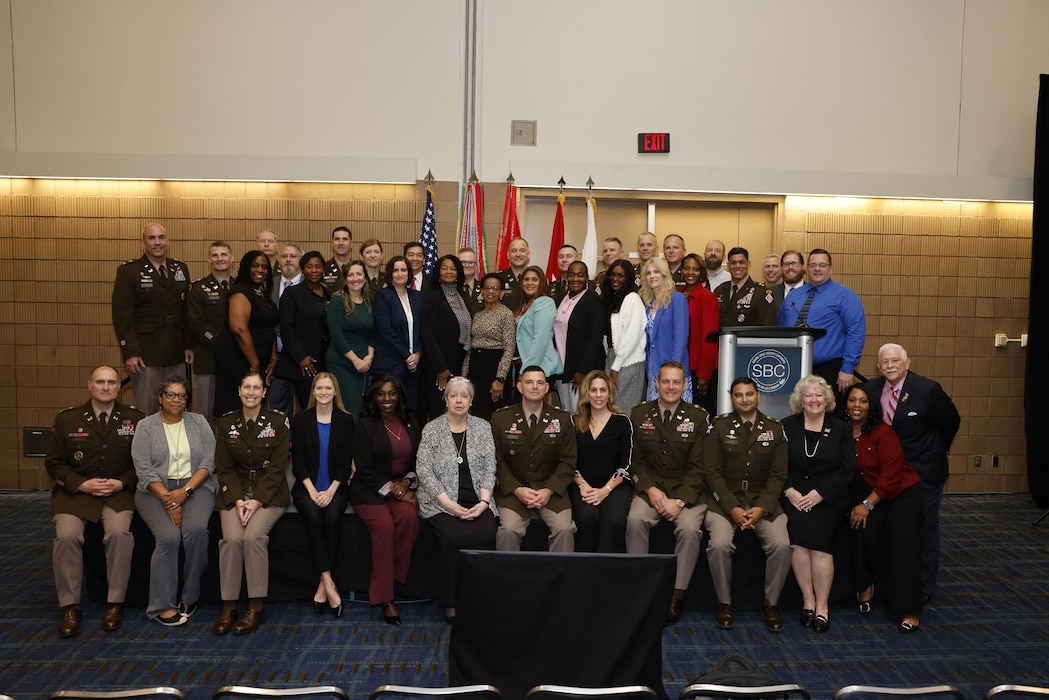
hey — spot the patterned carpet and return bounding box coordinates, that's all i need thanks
[1,491,1047,700]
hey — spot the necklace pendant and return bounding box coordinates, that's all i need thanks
[456,456,463,464]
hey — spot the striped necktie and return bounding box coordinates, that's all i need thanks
[794,287,817,327]
[886,387,900,424]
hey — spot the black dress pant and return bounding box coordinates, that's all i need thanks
[292,485,351,575]
[424,510,497,607]
[568,483,632,553]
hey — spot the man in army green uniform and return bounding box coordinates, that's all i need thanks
[626,360,709,624]
[45,365,144,637]
[323,226,354,293]
[491,366,576,552]
[497,236,531,311]
[702,376,790,632]
[111,223,193,414]
[713,247,778,328]
[187,240,232,426]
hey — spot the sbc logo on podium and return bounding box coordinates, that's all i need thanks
[747,349,792,394]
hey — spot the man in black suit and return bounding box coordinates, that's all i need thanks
[867,343,960,603]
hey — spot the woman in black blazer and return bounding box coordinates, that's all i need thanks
[291,372,355,617]
[372,256,424,415]
[554,261,607,413]
[274,251,332,409]
[350,373,422,625]
[421,255,473,420]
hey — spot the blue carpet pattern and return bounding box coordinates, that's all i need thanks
[0,492,1047,700]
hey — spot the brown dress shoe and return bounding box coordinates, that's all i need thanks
[59,605,81,638]
[233,608,265,635]
[102,603,123,631]
[762,601,783,632]
[213,608,238,635]
[665,597,685,625]
[715,603,734,628]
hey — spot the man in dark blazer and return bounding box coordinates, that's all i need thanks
[626,361,709,624]
[491,366,577,552]
[44,366,144,637]
[867,343,960,603]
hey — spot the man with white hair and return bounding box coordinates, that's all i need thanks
[866,343,960,604]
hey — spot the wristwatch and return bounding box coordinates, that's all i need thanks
[862,499,874,511]
[184,486,194,498]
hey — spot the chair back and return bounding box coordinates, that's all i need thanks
[527,686,659,700]
[212,687,347,700]
[50,689,186,700]
[985,686,1049,699]
[369,686,501,700]
[832,686,964,700]
[680,683,811,700]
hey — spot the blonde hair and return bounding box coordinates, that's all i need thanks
[306,372,350,414]
[639,258,676,310]
[788,374,836,414]
[574,370,623,433]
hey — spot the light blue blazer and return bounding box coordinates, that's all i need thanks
[515,296,563,377]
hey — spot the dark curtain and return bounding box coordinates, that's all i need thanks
[450,551,675,700]
[1029,77,1047,506]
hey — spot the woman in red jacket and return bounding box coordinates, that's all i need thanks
[845,383,924,633]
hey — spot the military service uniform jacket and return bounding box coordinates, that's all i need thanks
[215,408,292,509]
[491,403,577,517]
[702,410,787,519]
[629,401,709,507]
[713,276,778,327]
[44,401,144,521]
[186,273,229,375]
[111,255,192,366]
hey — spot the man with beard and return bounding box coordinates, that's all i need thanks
[703,240,730,291]
[778,250,807,305]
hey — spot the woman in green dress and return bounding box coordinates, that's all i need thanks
[326,260,375,416]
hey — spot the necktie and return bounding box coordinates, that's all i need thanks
[158,265,167,280]
[220,280,229,291]
[410,277,417,290]
[743,420,753,440]
[794,287,817,327]
[529,414,538,431]
[99,411,108,427]
[886,387,900,425]
[663,410,671,425]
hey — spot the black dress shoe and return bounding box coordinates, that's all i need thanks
[800,609,815,627]
[382,602,401,626]
[59,605,81,638]
[813,614,830,633]
[330,600,344,618]
[665,598,684,625]
[213,608,238,635]
[102,603,123,631]
[898,618,920,633]
[762,602,783,632]
[311,600,325,613]
[179,601,198,618]
[233,608,265,635]
[715,603,733,629]
[156,611,187,627]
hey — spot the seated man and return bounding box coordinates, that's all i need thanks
[491,366,576,552]
[44,365,144,637]
[626,361,708,624]
[702,377,790,632]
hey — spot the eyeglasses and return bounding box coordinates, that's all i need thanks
[482,285,503,292]
[782,261,801,267]
[808,263,830,270]
[163,392,188,401]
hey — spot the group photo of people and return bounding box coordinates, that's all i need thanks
[47,221,959,641]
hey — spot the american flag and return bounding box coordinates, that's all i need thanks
[419,187,438,276]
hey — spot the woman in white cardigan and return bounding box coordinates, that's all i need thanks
[131,375,217,626]
[415,377,497,624]
[600,259,647,412]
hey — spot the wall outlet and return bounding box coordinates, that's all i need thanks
[974,455,982,467]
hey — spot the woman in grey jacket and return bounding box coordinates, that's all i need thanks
[131,376,217,626]
[415,377,497,624]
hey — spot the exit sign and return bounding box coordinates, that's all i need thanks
[638,133,670,153]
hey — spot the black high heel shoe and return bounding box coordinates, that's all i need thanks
[857,585,874,616]
[311,600,325,613]
[800,609,815,627]
[382,601,401,626]
[813,614,830,633]
[330,598,344,618]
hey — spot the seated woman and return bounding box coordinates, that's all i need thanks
[273,250,332,410]
[463,272,516,420]
[416,377,497,624]
[570,370,633,553]
[131,375,216,626]
[326,260,375,417]
[845,383,924,633]
[351,373,422,625]
[212,251,278,417]
[291,372,355,618]
[600,259,646,412]
[213,371,291,635]
[781,374,854,633]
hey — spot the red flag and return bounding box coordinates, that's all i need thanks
[545,194,566,282]
[495,183,519,271]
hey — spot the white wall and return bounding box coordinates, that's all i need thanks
[1,0,1047,199]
